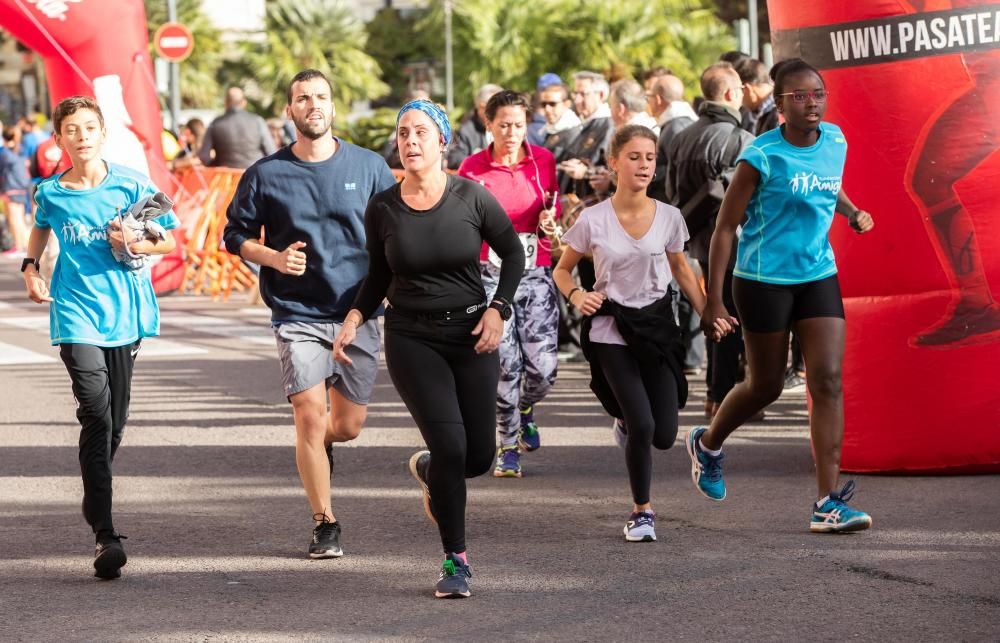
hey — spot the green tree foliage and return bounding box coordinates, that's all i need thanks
[418,0,734,106]
[237,0,389,116]
[143,0,225,109]
[366,9,439,106]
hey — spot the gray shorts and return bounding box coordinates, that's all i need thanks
[273,320,381,403]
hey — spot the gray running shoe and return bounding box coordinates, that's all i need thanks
[408,450,436,525]
[309,516,343,558]
[612,418,627,449]
[434,554,472,598]
[623,511,656,542]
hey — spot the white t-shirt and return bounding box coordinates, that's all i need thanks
[562,199,689,345]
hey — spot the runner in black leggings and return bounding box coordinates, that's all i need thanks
[333,99,524,598]
[553,125,735,543]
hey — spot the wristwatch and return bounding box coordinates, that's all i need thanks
[489,297,513,321]
[20,257,39,273]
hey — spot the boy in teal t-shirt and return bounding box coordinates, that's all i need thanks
[21,96,178,580]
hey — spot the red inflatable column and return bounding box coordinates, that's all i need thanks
[0,0,172,192]
[766,0,1000,472]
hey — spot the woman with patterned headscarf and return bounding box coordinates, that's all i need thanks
[333,99,525,598]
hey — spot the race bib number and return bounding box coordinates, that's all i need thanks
[489,232,538,270]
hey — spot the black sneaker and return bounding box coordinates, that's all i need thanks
[93,533,127,580]
[408,450,436,525]
[309,516,343,559]
[434,554,472,598]
[325,442,335,480]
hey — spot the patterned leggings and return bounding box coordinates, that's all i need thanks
[481,265,560,446]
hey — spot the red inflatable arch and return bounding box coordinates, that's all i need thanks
[768,0,1000,472]
[1,0,183,292]
[0,0,171,192]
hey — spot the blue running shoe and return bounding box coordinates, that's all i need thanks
[493,445,522,478]
[685,427,726,501]
[623,510,656,542]
[435,554,472,598]
[811,480,873,533]
[518,405,541,452]
[612,418,627,450]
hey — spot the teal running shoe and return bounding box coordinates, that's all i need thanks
[685,426,726,501]
[811,480,873,533]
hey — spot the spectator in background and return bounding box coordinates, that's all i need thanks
[666,62,755,421]
[609,79,658,133]
[538,80,581,162]
[588,78,658,195]
[266,117,288,150]
[646,73,702,377]
[172,118,206,171]
[1,125,31,253]
[556,70,613,200]
[736,58,778,136]
[18,115,50,170]
[447,83,503,169]
[526,73,562,147]
[199,87,276,168]
[641,66,672,93]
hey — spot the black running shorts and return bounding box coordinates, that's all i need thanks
[732,274,845,333]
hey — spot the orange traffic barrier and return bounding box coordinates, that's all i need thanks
[170,166,256,301]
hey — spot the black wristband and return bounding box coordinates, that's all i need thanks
[566,286,583,302]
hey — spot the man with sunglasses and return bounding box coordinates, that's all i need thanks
[538,80,581,161]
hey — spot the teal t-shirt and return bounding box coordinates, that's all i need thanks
[734,122,847,284]
[33,162,179,346]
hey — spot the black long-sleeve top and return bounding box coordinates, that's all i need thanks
[352,174,525,320]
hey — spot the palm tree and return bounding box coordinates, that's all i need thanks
[238,0,389,116]
[419,0,735,106]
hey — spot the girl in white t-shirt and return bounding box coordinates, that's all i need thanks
[553,125,735,543]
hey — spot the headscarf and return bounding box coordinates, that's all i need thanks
[396,99,452,145]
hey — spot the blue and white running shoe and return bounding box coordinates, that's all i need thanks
[623,510,656,542]
[810,480,873,533]
[685,426,726,501]
[518,405,541,452]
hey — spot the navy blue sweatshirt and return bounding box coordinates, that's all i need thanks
[224,140,396,322]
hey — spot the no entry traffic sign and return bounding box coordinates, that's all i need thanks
[154,22,194,63]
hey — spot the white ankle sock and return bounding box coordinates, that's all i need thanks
[699,439,722,457]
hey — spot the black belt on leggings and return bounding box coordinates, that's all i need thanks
[388,301,487,321]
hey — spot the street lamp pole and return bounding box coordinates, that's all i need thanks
[444,0,454,111]
[166,0,181,131]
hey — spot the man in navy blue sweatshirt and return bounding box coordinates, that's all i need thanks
[224,69,396,559]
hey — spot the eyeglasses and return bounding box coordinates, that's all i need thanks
[777,89,829,103]
[539,101,562,108]
[571,90,596,97]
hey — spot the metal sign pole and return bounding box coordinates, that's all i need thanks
[166,0,181,131]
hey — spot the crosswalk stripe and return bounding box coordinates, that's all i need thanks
[0,314,207,358]
[0,341,57,364]
[159,312,274,345]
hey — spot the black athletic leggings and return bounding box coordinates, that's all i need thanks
[591,343,679,505]
[384,309,499,554]
[59,341,139,537]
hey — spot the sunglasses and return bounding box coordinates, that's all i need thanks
[777,89,829,103]
[539,101,563,108]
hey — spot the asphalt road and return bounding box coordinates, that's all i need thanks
[1,261,998,641]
